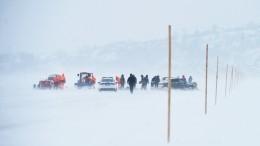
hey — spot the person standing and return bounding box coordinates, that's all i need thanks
[181,75,187,83]
[155,75,160,88]
[116,76,121,89]
[127,74,135,93]
[144,75,149,90]
[151,76,156,88]
[188,76,193,83]
[60,73,66,89]
[53,75,59,89]
[120,74,125,89]
[140,75,144,90]
[133,74,137,89]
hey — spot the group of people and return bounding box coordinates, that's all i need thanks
[116,74,126,90]
[118,74,152,93]
[126,74,161,93]
[125,74,193,93]
[151,75,160,88]
[178,75,193,83]
[82,73,96,84]
[53,74,66,89]
[140,75,149,90]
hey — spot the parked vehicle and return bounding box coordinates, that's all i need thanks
[35,80,53,89]
[160,77,198,90]
[158,77,174,88]
[75,72,96,88]
[98,77,117,91]
[34,74,66,89]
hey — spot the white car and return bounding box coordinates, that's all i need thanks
[98,77,117,91]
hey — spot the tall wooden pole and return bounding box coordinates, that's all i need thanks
[215,56,219,105]
[237,70,240,86]
[235,69,238,87]
[205,44,208,114]
[225,64,228,97]
[167,25,172,143]
[231,67,235,89]
[234,69,237,88]
[231,67,234,90]
[229,66,233,93]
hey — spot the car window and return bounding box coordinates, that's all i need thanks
[102,79,114,82]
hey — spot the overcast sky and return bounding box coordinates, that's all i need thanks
[0,0,259,54]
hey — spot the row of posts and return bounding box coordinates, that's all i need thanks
[167,25,244,143]
[205,44,244,114]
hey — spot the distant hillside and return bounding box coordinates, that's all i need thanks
[1,24,260,78]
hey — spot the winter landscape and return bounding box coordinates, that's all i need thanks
[1,0,260,146]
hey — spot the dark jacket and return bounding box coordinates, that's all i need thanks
[127,75,136,86]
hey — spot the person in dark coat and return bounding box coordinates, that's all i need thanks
[151,76,156,88]
[140,75,144,90]
[143,75,149,90]
[121,74,125,89]
[154,75,160,88]
[133,74,137,89]
[181,75,187,83]
[127,74,135,93]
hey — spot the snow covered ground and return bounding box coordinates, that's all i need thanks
[0,76,259,146]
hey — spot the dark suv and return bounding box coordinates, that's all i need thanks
[161,78,197,90]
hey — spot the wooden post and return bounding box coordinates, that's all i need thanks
[205,44,208,114]
[235,69,238,87]
[229,66,233,93]
[237,70,240,86]
[225,64,228,97]
[167,25,172,143]
[231,67,234,90]
[215,56,219,105]
[234,69,236,88]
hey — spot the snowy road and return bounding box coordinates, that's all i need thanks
[0,79,259,146]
